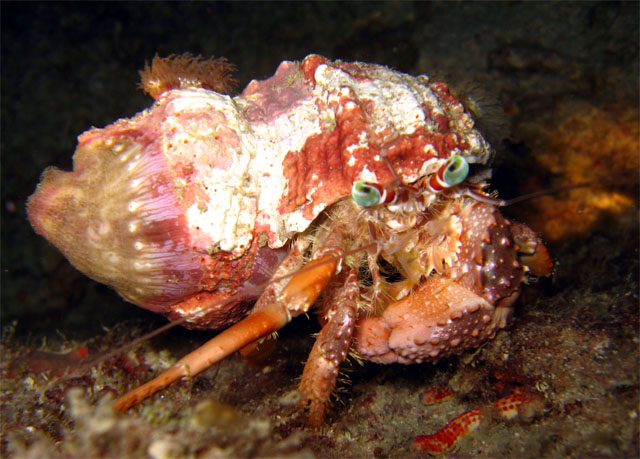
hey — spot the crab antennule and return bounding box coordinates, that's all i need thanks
[115,254,339,412]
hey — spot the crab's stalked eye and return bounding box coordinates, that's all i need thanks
[352,181,384,207]
[428,155,470,192]
[443,155,469,186]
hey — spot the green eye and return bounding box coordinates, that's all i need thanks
[442,155,469,186]
[352,181,382,207]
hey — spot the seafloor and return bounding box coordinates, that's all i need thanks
[1,2,638,458]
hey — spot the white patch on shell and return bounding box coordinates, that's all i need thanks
[244,89,326,245]
[418,157,441,178]
[158,90,259,254]
[314,63,435,138]
[157,88,323,252]
[356,166,379,183]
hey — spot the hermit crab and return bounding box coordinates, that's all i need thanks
[27,54,552,425]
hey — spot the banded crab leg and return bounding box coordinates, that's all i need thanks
[114,240,341,412]
[299,267,360,425]
[294,220,377,424]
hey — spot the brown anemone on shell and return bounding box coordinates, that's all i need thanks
[139,53,237,99]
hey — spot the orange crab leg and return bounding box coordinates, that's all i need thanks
[420,387,454,404]
[114,253,339,412]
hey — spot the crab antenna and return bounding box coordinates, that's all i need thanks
[500,181,592,207]
[465,188,506,206]
[467,180,605,208]
[379,147,403,185]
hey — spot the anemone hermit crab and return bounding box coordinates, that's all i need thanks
[27,54,552,426]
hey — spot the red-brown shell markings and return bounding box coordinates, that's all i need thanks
[274,56,491,221]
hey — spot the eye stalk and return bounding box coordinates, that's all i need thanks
[428,155,470,192]
[352,181,384,207]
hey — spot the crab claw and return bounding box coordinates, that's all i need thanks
[354,275,507,365]
[511,222,553,276]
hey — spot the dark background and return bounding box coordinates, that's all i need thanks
[1,2,638,457]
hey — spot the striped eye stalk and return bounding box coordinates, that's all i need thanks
[351,181,396,207]
[428,155,469,192]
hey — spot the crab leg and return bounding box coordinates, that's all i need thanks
[114,249,340,412]
[299,267,360,425]
[239,240,308,365]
